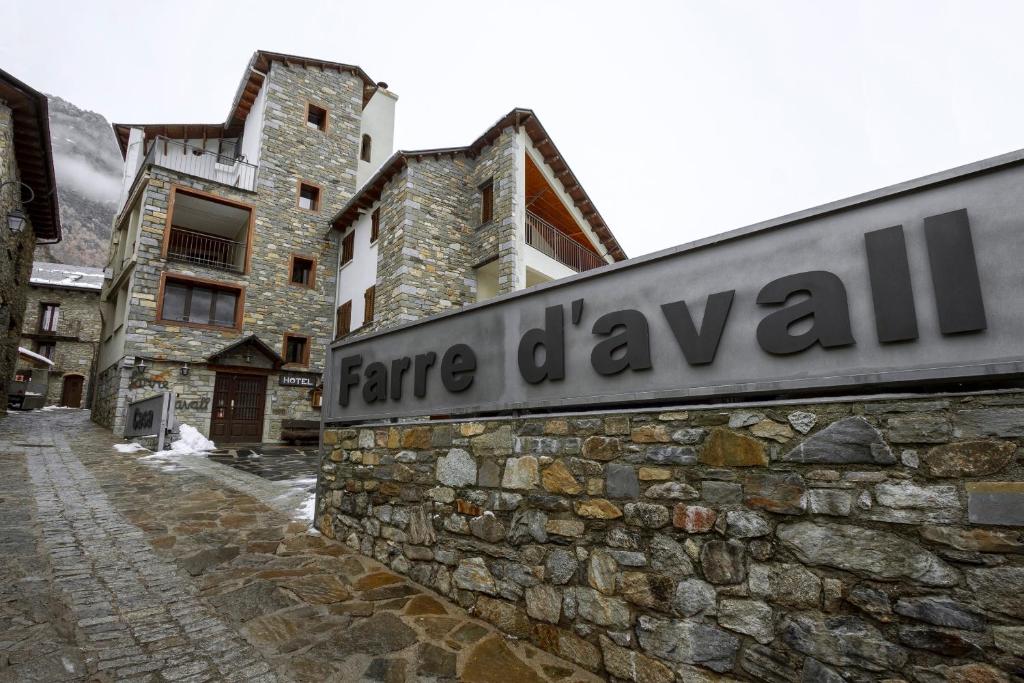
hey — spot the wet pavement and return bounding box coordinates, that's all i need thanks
[207,445,318,484]
[0,409,600,682]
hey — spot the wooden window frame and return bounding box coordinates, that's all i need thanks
[479,179,494,226]
[282,333,311,367]
[34,340,56,360]
[360,134,372,162]
[370,208,381,243]
[162,185,256,275]
[336,300,352,339]
[156,272,245,332]
[340,230,355,267]
[296,180,322,213]
[38,302,60,333]
[288,254,317,289]
[304,101,329,133]
[363,285,376,326]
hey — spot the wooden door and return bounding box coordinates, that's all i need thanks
[61,375,83,408]
[210,373,267,443]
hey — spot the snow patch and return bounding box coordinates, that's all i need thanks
[114,442,148,453]
[143,423,216,460]
[18,347,54,366]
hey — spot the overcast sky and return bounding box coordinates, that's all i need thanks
[4,0,1024,258]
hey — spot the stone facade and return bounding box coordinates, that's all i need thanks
[371,127,524,331]
[318,391,1024,681]
[19,282,101,406]
[0,103,40,415]
[96,61,365,439]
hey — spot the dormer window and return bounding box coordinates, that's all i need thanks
[306,103,327,131]
[361,134,372,162]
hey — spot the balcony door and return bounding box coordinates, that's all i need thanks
[210,373,266,443]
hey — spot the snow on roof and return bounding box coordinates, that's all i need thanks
[30,262,104,290]
[18,346,54,366]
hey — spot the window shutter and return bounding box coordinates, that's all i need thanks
[480,180,494,224]
[363,286,375,325]
[342,232,355,265]
[336,300,352,338]
[371,209,380,243]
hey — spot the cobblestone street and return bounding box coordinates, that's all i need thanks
[0,410,598,682]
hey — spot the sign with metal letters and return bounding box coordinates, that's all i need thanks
[324,151,1024,423]
[125,391,176,450]
[279,372,320,388]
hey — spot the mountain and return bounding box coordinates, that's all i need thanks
[34,96,121,268]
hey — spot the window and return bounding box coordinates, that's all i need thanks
[363,285,376,326]
[283,334,309,365]
[480,179,494,225]
[310,386,323,409]
[159,277,241,329]
[306,103,328,131]
[361,134,372,162]
[370,208,381,243]
[39,303,59,332]
[341,231,355,266]
[298,182,320,212]
[336,300,352,338]
[290,255,316,287]
[34,341,55,360]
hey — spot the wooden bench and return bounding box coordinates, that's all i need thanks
[281,419,319,445]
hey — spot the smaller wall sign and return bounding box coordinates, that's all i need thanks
[279,371,320,388]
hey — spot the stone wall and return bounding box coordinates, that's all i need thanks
[318,392,1024,681]
[0,103,40,414]
[20,284,101,406]
[92,361,128,432]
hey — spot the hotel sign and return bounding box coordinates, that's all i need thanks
[324,152,1024,423]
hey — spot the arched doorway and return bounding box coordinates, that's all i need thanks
[61,374,84,408]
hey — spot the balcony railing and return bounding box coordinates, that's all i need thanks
[37,317,81,339]
[167,227,246,273]
[145,136,257,192]
[525,211,606,273]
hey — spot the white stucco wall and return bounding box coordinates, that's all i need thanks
[524,245,577,281]
[117,127,146,212]
[240,81,267,166]
[335,205,380,335]
[356,88,398,188]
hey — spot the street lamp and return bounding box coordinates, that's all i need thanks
[1,180,34,235]
[7,208,26,234]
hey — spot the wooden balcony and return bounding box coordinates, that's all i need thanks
[526,211,606,273]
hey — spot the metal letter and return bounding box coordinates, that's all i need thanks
[924,209,987,334]
[756,271,855,355]
[414,352,437,398]
[590,310,652,375]
[865,225,918,343]
[661,290,735,365]
[338,354,363,407]
[518,305,565,384]
[441,344,477,392]
[362,362,388,403]
[390,357,411,400]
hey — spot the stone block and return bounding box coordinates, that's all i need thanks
[700,429,768,467]
[922,440,1016,478]
[966,482,1024,526]
[606,463,640,499]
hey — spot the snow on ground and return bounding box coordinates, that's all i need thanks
[40,406,82,411]
[113,442,148,453]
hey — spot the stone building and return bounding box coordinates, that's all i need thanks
[94,51,397,442]
[331,108,627,334]
[0,68,62,415]
[17,262,102,407]
[95,51,627,444]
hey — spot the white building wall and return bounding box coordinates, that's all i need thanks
[335,206,380,335]
[117,127,146,212]
[356,88,398,188]
[240,82,267,166]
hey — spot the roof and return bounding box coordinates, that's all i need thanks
[0,68,61,241]
[206,334,284,369]
[114,50,383,156]
[18,347,54,367]
[29,262,104,291]
[330,108,627,262]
